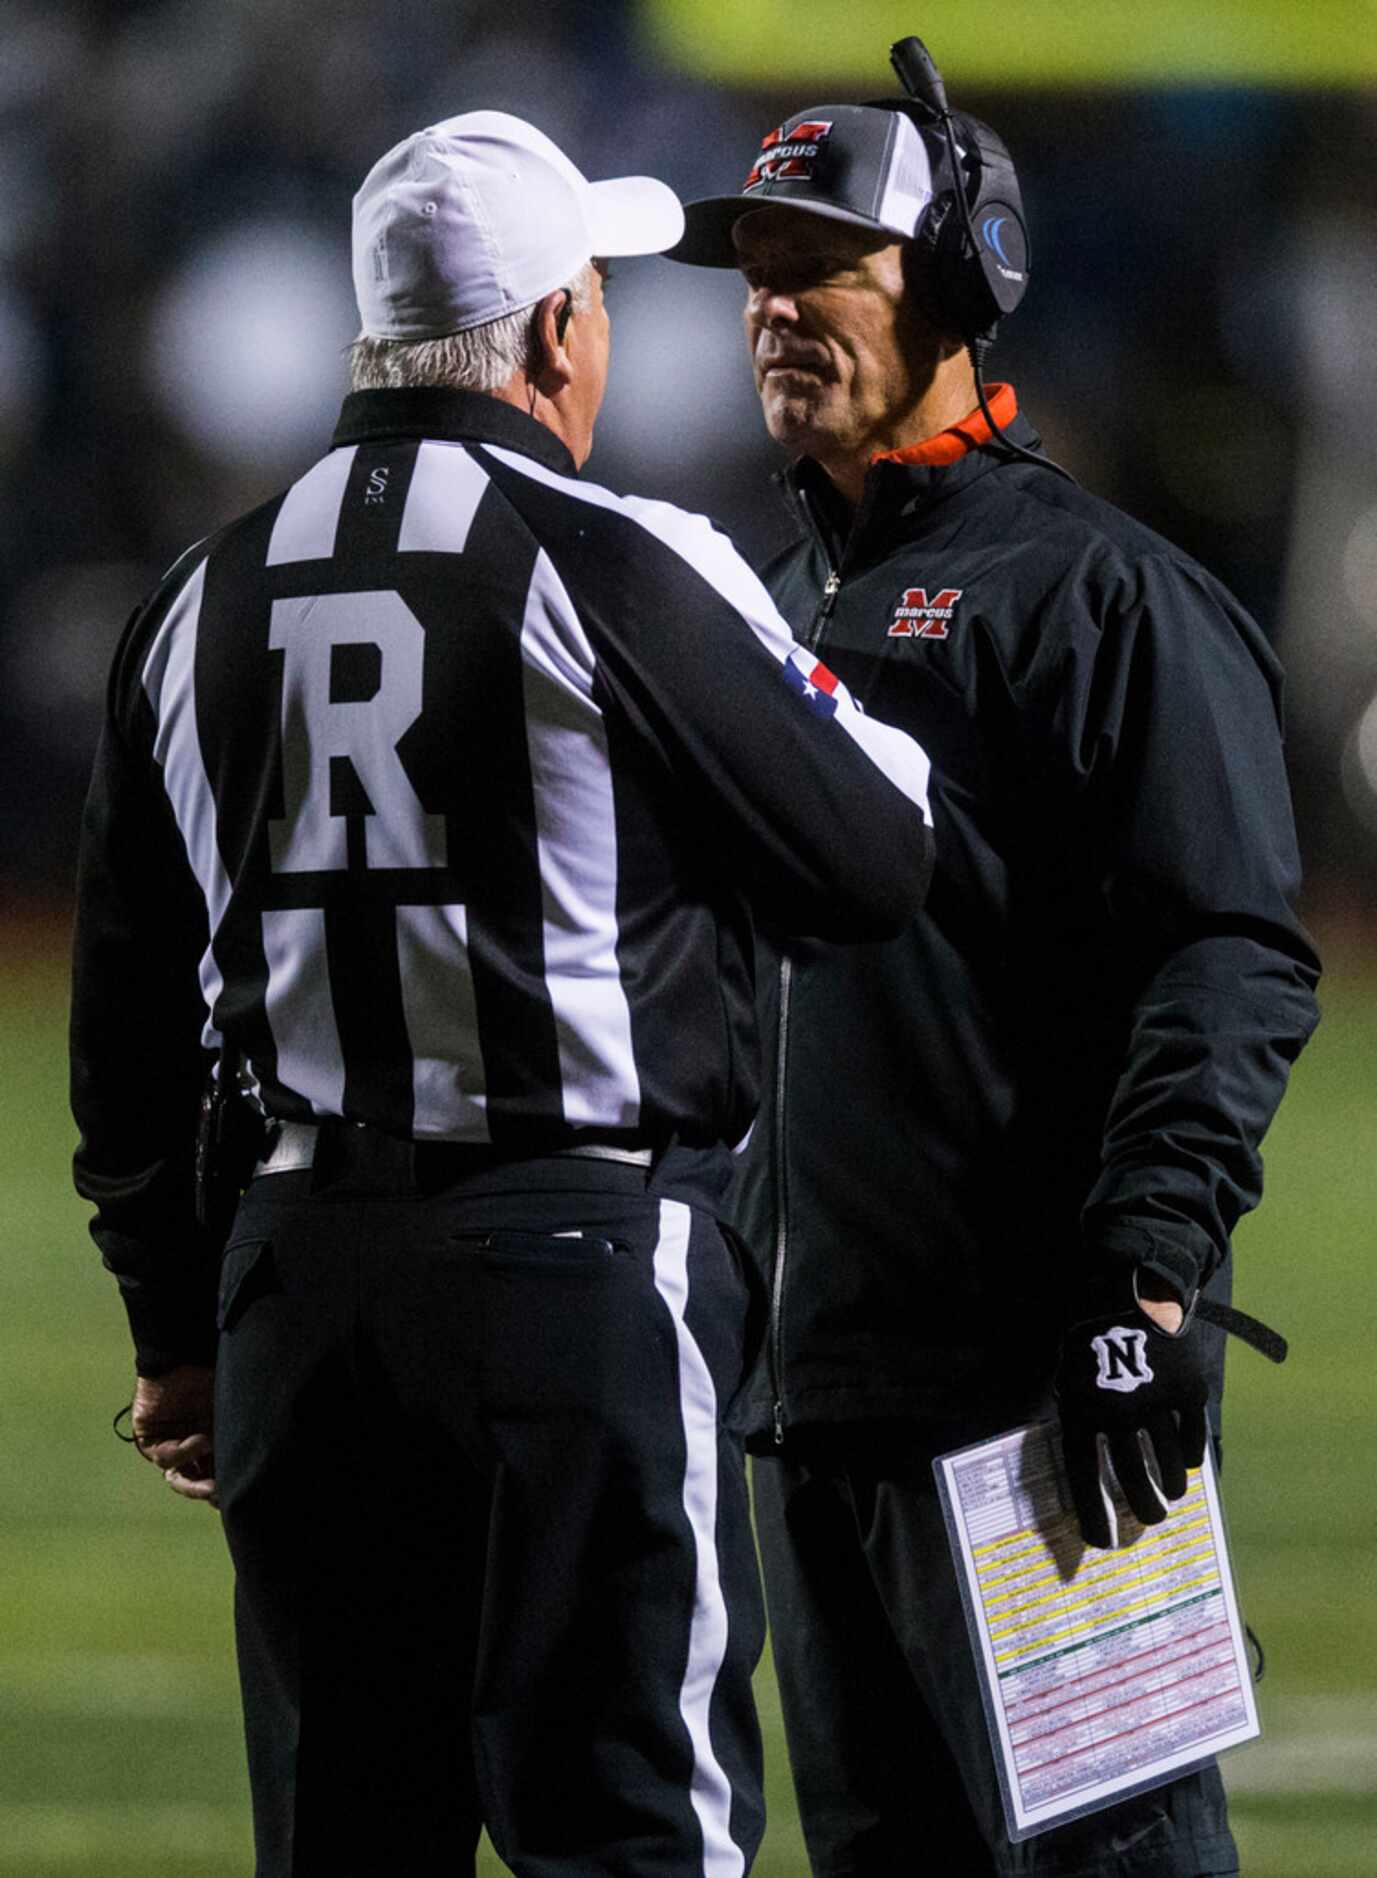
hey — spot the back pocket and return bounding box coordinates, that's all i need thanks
[452,1228,626,1272]
[217,1237,277,1332]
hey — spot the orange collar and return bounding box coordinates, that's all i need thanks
[871,383,1018,469]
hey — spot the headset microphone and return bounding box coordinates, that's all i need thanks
[888,35,1076,485]
[889,35,949,119]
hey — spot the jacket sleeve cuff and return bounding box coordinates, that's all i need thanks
[115,1272,220,1376]
[1074,1223,1205,1317]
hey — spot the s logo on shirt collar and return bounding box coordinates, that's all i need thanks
[887,587,962,640]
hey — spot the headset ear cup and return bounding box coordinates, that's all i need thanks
[922,112,1028,340]
[926,196,997,341]
[958,113,1030,330]
[908,188,960,333]
[898,102,1030,340]
[939,213,992,339]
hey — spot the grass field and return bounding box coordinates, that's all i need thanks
[3,914,1373,1875]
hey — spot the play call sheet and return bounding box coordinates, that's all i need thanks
[936,1422,1259,1841]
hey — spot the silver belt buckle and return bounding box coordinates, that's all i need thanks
[254,1120,319,1176]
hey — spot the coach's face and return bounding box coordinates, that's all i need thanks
[736,208,938,475]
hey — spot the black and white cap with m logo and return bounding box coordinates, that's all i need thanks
[670,103,935,267]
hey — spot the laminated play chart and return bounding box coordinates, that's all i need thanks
[935,1421,1259,1841]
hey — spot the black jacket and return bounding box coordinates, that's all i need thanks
[733,410,1320,1444]
[71,388,934,1372]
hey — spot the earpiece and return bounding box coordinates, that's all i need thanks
[555,291,573,344]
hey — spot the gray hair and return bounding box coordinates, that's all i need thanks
[348,262,597,394]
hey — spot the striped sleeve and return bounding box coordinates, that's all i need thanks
[615,493,932,820]
[71,584,226,1372]
[481,448,935,941]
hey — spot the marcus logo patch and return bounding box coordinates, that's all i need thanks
[744,121,834,192]
[887,587,962,639]
[1091,1327,1154,1393]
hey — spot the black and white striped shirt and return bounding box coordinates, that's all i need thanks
[72,389,932,1330]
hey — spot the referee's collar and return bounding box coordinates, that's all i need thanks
[332,387,578,476]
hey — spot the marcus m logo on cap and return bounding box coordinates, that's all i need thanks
[744,121,835,192]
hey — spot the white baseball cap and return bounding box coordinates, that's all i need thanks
[352,111,686,340]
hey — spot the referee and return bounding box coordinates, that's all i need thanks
[70,114,935,1876]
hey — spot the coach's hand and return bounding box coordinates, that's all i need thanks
[132,1364,218,1507]
[1054,1278,1207,1550]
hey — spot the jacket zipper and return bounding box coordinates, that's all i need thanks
[769,553,843,1445]
[769,954,793,1447]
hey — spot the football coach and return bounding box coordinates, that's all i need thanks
[70,113,935,1876]
[670,36,1320,1878]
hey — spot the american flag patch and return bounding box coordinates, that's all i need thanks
[783,648,841,719]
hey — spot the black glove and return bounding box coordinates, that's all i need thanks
[1055,1289,1209,1550]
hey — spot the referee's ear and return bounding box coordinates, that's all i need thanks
[531,289,577,395]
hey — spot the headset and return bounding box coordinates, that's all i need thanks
[883,38,1028,339]
[881,36,1076,483]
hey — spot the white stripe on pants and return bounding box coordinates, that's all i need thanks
[652,1197,745,1878]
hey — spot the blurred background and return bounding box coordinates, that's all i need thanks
[2,2,1374,1873]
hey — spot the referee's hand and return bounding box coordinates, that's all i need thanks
[131,1365,218,1507]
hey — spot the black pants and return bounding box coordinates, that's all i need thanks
[214,1147,766,1876]
[752,1431,1239,1878]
